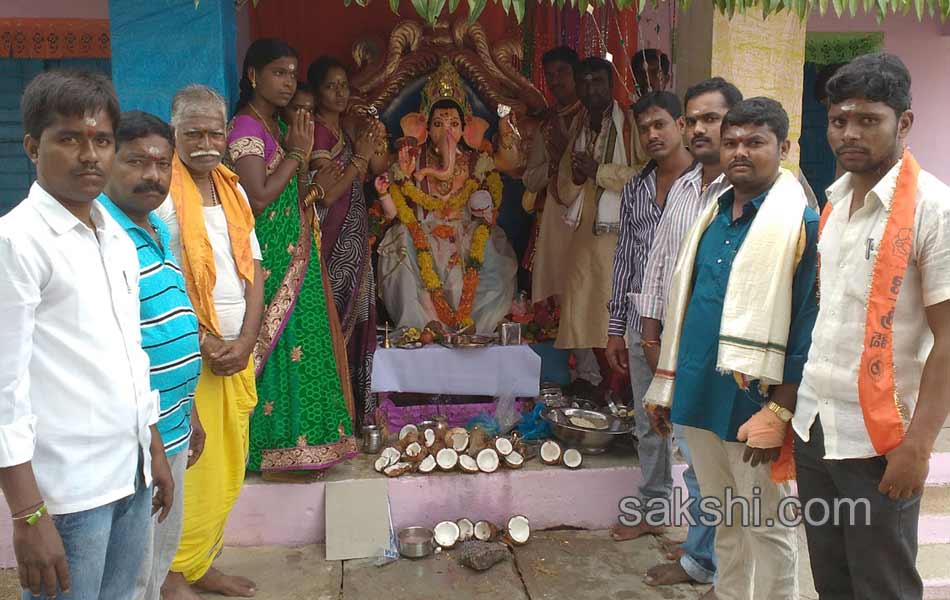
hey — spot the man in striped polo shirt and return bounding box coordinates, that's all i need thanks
[99,111,204,600]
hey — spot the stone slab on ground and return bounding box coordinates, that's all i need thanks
[513,530,709,600]
[200,544,341,600]
[343,549,529,600]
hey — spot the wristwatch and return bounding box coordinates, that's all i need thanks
[766,401,794,423]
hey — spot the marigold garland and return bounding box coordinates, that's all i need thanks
[390,171,502,328]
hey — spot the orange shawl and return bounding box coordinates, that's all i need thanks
[817,149,919,455]
[170,154,256,337]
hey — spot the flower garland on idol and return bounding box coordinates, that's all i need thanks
[389,170,503,328]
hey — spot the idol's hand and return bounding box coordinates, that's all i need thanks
[647,405,672,437]
[374,173,391,196]
[398,146,417,179]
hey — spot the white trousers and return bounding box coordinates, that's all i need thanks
[683,426,799,600]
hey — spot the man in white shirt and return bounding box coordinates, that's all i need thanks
[0,71,174,600]
[795,53,950,600]
[157,84,264,600]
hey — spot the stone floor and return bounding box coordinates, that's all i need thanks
[0,528,812,600]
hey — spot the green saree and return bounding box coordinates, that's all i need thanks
[228,116,358,472]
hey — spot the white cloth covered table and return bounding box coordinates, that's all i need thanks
[370,345,541,397]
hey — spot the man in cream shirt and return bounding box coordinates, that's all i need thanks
[795,53,950,600]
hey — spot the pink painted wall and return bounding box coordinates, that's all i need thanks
[807,10,950,182]
[2,0,109,19]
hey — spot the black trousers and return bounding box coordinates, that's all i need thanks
[794,417,923,600]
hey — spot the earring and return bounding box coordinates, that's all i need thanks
[251,80,257,89]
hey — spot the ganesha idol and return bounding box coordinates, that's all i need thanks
[376,59,522,335]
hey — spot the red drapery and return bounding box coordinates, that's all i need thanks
[0,19,111,59]
[248,2,637,105]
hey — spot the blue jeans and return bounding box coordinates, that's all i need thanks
[674,424,717,584]
[25,469,152,600]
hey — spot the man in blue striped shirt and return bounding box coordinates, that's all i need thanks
[99,111,204,600]
[606,91,697,544]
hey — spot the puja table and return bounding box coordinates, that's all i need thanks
[371,344,542,430]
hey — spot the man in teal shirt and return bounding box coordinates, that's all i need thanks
[652,98,819,600]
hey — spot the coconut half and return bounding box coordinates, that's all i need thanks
[473,520,498,542]
[506,515,531,545]
[404,442,426,462]
[457,518,475,542]
[398,423,418,441]
[418,453,437,474]
[446,427,470,452]
[380,447,402,467]
[433,520,461,549]
[540,440,563,465]
[562,448,583,469]
[503,450,524,469]
[374,455,391,473]
[494,437,514,456]
[459,454,479,473]
[422,428,437,448]
[383,462,412,477]
[476,448,500,473]
[436,447,459,471]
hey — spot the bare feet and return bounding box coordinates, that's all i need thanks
[699,587,718,599]
[656,536,686,560]
[162,571,202,600]
[609,522,665,541]
[643,561,696,587]
[195,566,257,597]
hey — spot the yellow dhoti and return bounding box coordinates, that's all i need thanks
[172,358,258,582]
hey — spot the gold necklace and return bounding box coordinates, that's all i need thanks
[314,113,343,141]
[248,102,280,143]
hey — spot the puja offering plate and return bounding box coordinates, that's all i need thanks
[395,341,423,350]
[540,407,633,454]
[442,333,494,348]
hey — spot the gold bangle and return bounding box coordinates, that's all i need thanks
[305,183,326,206]
[639,338,660,349]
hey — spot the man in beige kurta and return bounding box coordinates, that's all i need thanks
[554,58,643,353]
[522,48,585,303]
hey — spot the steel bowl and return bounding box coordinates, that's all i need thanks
[397,526,434,559]
[540,407,633,454]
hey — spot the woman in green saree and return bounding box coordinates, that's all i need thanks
[227,38,357,477]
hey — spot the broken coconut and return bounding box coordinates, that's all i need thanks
[467,426,489,456]
[459,454,479,474]
[506,515,530,545]
[383,462,413,477]
[473,520,499,542]
[562,448,583,469]
[404,441,426,462]
[418,454,437,474]
[493,437,513,456]
[380,447,402,467]
[502,450,524,469]
[374,455,391,473]
[436,447,459,471]
[422,427,437,448]
[445,427,470,453]
[433,520,461,549]
[476,448,500,473]
[540,440,563,465]
[457,518,475,542]
[398,423,419,441]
